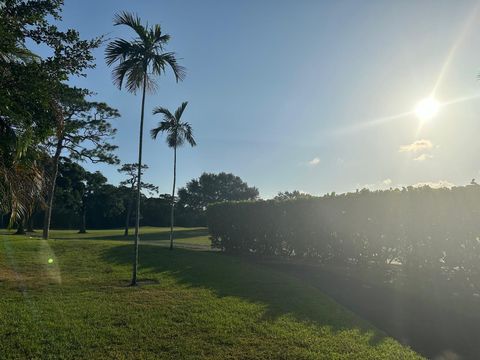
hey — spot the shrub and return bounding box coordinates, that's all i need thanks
[207,185,480,290]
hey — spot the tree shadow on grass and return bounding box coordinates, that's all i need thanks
[101,244,400,351]
[51,228,209,242]
[264,261,480,360]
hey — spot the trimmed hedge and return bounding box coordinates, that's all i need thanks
[207,185,480,288]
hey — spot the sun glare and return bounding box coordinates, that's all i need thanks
[414,97,440,121]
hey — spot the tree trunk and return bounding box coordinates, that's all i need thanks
[78,205,87,233]
[15,219,25,235]
[131,70,148,286]
[124,187,134,236]
[26,215,34,232]
[169,146,177,251]
[42,136,63,240]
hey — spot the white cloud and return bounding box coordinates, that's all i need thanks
[358,179,456,191]
[360,178,393,190]
[413,180,455,189]
[413,153,433,161]
[308,157,320,166]
[399,139,433,153]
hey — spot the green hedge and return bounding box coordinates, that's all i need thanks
[207,185,480,287]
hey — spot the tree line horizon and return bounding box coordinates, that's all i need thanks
[1,165,260,232]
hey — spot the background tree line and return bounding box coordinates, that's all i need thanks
[1,164,260,232]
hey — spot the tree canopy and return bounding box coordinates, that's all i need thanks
[0,0,101,223]
[176,172,259,226]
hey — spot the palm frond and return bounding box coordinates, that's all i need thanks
[105,38,142,66]
[152,106,174,119]
[109,58,135,90]
[105,12,186,94]
[0,152,45,226]
[124,60,146,93]
[150,120,172,139]
[0,44,40,64]
[182,122,197,147]
[150,102,196,148]
[113,11,149,43]
[150,24,170,47]
[152,52,186,82]
[174,101,188,121]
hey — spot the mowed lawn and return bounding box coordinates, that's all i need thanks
[35,227,212,248]
[0,229,422,359]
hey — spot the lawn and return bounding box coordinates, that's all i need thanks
[0,229,422,359]
[27,226,211,248]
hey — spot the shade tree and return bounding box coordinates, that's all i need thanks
[42,85,120,239]
[177,172,259,226]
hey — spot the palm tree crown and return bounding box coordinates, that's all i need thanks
[105,11,186,93]
[150,102,196,148]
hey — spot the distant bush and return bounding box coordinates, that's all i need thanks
[207,185,480,289]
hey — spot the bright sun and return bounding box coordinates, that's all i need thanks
[414,97,440,121]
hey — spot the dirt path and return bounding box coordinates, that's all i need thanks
[261,261,480,360]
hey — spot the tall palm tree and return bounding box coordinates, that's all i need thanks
[151,102,196,250]
[105,12,185,285]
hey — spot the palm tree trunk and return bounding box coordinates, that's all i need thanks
[26,215,34,232]
[43,136,63,240]
[169,145,177,251]
[124,186,134,236]
[131,70,148,286]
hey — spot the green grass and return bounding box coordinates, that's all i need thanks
[27,226,211,248]
[0,230,422,359]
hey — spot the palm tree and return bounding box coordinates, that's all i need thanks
[151,102,196,250]
[105,12,185,285]
[0,120,45,228]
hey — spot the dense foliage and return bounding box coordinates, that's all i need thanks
[42,161,165,230]
[177,172,259,225]
[208,185,480,291]
[42,84,120,239]
[19,164,254,231]
[0,0,103,226]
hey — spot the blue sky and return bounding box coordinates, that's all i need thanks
[54,0,480,198]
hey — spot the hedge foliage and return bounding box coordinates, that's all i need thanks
[207,185,480,288]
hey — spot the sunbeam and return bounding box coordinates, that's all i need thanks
[335,93,480,136]
[335,2,480,137]
[333,111,414,135]
[431,2,480,97]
